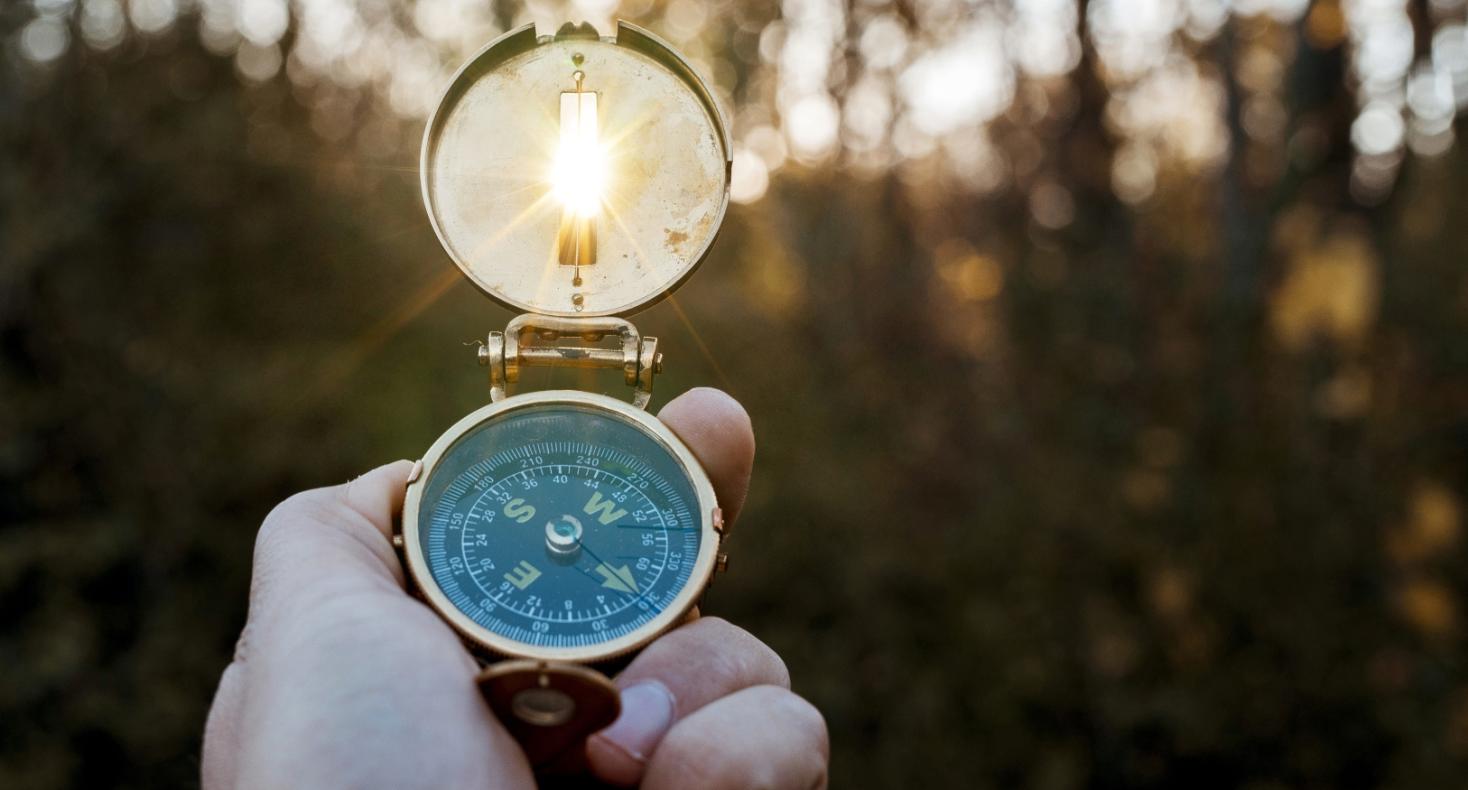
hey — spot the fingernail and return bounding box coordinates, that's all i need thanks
[599,681,676,763]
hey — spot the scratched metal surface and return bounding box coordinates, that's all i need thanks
[423,35,728,318]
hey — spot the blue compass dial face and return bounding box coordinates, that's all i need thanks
[417,403,702,651]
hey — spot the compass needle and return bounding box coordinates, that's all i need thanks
[400,22,731,763]
[594,563,639,594]
[408,406,708,655]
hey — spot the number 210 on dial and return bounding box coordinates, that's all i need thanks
[415,402,704,652]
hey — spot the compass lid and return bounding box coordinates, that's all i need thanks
[421,21,732,318]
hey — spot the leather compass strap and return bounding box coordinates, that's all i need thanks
[476,659,621,767]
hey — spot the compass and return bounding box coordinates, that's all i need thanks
[394,21,732,765]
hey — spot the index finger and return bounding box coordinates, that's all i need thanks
[586,617,789,785]
[656,387,755,527]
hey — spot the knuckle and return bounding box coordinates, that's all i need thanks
[747,684,819,721]
[254,491,323,567]
[776,690,829,761]
[256,483,385,557]
[256,488,338,546]
[739,686,829,780]
[249,485,365,607]
[251,493,323,598]
[686,617,790,689]
[757,688,830,788]
[653,690,828,790]
[649,720,726,786]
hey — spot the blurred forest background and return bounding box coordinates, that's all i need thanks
[5,0,1468,787]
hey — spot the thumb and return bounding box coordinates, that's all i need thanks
[244,460,414,640]
[204,460,416,788]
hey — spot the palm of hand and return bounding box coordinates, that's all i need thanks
[209,471,533,788]
[202,390,827,790]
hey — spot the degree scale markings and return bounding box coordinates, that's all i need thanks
[425,428,699,649]
[463,462,670,611]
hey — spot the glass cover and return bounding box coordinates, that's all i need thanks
[417,403,702,650]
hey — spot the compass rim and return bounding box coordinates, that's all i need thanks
[401,390,721,664]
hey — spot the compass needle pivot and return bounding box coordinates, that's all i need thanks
[400,20,731,764]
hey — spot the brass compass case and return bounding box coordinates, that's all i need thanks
[395,20,733,764]
[401,391,722,665]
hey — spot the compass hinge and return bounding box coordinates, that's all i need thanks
[478,314,662,408]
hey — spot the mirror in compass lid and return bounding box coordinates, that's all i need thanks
[421,22,732,319]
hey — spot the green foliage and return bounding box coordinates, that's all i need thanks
[5,10,1468,790]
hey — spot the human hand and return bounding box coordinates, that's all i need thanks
[201,388,829,789]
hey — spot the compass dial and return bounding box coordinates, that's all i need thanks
[411,399,710,656]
